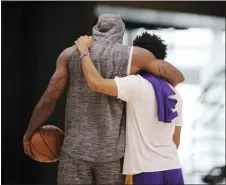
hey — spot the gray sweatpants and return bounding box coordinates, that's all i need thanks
[57,151,125,185]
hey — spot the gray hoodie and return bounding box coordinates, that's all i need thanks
[61,14,132,163]
[92,13,125,43]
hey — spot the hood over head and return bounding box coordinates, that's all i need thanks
[92,14,125,43]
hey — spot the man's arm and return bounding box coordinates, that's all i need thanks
[173,93,183,149]
[80,52,118,97]
[80,54,137,100]
[76,37,138,102]
[131,47,185,86]
[75,36,120,97]
[173,126,182,149]
[23,47,72,157]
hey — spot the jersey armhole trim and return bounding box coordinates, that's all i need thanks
[127,46,133,75]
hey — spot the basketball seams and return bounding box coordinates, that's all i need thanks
[49,125,58,147]
[30,142,40,161]
[30,125,63,163]
[30,142,53,162]
[38,128,58,161]
[50,125,60,160]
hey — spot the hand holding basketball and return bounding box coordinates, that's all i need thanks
[24,125,64,163]
[23,136,35,160]
[23,132,38,160]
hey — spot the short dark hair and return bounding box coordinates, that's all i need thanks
[133,32,167,60]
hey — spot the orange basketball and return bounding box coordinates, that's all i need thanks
[30,125,64,163]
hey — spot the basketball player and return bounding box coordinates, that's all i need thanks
[75,33,184,185]
[23,14,184,184]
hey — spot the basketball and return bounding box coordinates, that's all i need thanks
[30,125,64,163]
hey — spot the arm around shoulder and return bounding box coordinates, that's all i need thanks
[131,46,185,86]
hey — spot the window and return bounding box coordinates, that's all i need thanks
[222,31,225,43]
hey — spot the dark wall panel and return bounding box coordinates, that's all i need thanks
[2,2,95,184]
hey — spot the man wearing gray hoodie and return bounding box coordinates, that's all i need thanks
[23,14,184,184]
